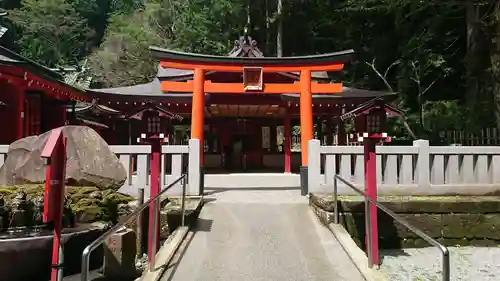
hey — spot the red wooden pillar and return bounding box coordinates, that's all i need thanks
[41,128,66,281]
[299,70,313,195]
[16,85,25,140]
[363,137,379,266]
[148,139,161,261]
[191,68,205,163]
[191,68,205,194]
[284,110,292,173]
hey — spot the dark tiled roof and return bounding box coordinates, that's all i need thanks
[150,46,354,67]
[156,66,193,80]
[0,45,63,80]
[339,97,404,121]
[0,46,88,98]
[91,79,163,96]
[121,100,183,121]
[87,78,195,100]
[88,33,396,101]
[73,99,121,115]
[0,53,19,63]
[76,117,109,129]
[156,34,330,81]
[280,87,397,100]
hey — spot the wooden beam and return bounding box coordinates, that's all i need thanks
[161,81,343,94]
[159,61,344,72]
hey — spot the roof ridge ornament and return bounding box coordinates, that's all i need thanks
[229,30,263,58]
[0,11,8,39]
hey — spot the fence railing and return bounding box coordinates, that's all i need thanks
[333,174,450,281]
[308,139,500,194]
[438,128,500,146]
[81,174,187,281]
[110,140,199,197]
[0,139,201,196]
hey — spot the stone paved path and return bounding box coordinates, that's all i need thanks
[161,188,365,281]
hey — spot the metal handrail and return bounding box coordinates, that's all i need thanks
[81,174,187,281]
[333,175,450,281]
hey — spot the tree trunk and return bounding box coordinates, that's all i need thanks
[265,0,270,54]
[491,2,500,129]
[276,0,283,57]
[246,0,251,27]
[465,1,491,130]
[465,1,480,130]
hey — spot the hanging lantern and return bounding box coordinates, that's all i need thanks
[365,107,387,135]
[141,110,163,136]
[243,67,263,91]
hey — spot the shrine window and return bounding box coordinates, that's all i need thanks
[276,126,285,153]
[147,115,161,134]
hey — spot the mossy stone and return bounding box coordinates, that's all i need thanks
[0,184,134,224]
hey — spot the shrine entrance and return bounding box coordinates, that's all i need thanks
[151,45,354,193]
[225,133,247,171]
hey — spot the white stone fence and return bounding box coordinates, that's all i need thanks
[0,139,201,197]
[308,139,500,195]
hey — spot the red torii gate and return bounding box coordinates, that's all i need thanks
[150,46,354,194]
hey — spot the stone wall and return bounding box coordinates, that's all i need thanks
[310,194,500,249]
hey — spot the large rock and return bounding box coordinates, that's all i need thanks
[0,126,127,189]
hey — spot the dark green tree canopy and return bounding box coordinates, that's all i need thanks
[1,0,499,139]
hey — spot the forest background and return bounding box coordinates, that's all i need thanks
[1,0,500,142]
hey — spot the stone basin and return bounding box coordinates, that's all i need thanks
[0,223,107,281]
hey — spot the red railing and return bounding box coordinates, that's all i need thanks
[41,128,67,281]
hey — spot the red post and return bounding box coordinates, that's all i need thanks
[191,68,205,164]
[284,111,292,173]
[148,139,162,262]
[363,137,379,266]
[16,85,25,140]
[41,128,67,281]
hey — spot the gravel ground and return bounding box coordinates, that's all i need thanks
[379,246,500,280]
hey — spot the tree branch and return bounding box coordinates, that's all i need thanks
[383,59,401,80]
[402,120,418,140]
[365,59,418,140]
[420,79,437,96]
[365,59,395,92]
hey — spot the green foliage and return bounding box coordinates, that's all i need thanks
[1,0,500,137]
[87,4,169,87]
[6,0,93,67]
[166,0,246,55]
[422,100,465,132]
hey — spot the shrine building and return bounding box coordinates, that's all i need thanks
[80,34,399,176]
[0,45,89,144]
[0,34,400,177]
